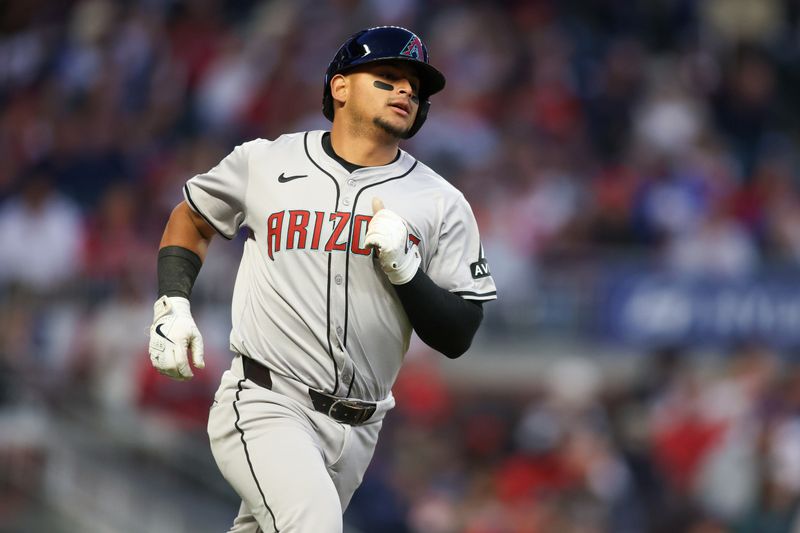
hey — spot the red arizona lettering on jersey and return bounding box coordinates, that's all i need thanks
[266,211,285,260]
[351,215,372,255]
[325,212,350,252]
[310,211,325,249]
[286,210,310,249]
[264,210,421,260]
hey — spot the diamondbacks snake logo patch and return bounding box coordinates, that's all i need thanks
[400,35,424,60]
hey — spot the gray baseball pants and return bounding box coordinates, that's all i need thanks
[207,355,385,533]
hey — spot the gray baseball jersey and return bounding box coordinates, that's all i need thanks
[185,130,496,403]
[194,130,495,531]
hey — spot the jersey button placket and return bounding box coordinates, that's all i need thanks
[329,245,348,393]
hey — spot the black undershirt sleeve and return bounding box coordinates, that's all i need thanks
[392,268,483,359]
[158,246,202,298]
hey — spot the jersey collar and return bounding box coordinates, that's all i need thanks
[306,130,416,181]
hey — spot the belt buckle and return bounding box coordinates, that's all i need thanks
[328,398,370,425]
[328,398,355,417]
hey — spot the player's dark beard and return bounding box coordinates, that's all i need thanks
[373,117,410,139]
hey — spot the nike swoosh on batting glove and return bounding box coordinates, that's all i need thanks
[365,197,421,285]
[148,295,205,381]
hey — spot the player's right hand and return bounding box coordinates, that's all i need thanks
[365,197,421,285]
[148,295,205,381]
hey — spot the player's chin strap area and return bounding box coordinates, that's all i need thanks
[237,354,392,426]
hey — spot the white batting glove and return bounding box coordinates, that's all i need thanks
[365,197,421,285]
[148,295,205,381]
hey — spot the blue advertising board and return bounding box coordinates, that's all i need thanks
[599,273,800,348]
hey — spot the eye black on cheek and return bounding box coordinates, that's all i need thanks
[373,80,394,91]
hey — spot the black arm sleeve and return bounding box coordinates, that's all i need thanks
[157,246,202,298]
[392,269,483,359]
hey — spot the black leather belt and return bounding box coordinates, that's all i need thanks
[307,388,377,426]
[242,356,272,389]
[242,357,376,426]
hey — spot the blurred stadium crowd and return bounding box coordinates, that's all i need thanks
[2,0,800,531]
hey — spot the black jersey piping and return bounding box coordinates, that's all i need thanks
[183,184,234,240]
[454,289,497,298]
[343,161,418,397]
[233,379,280,532]
[304,131,341,395]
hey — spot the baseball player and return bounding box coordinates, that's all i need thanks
[148,26,496,532]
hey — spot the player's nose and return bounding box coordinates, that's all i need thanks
[395,78,416,97]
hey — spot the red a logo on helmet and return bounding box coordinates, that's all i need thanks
[400,35,423,60]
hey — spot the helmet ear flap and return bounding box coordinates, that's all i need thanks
[403,98,430,139]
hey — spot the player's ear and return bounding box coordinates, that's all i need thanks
[330,74,348,109]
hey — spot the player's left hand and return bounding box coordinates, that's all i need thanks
[148,295,205,381]
[365,197,420,285]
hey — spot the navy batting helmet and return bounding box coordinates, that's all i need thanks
[323,26,446,138]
